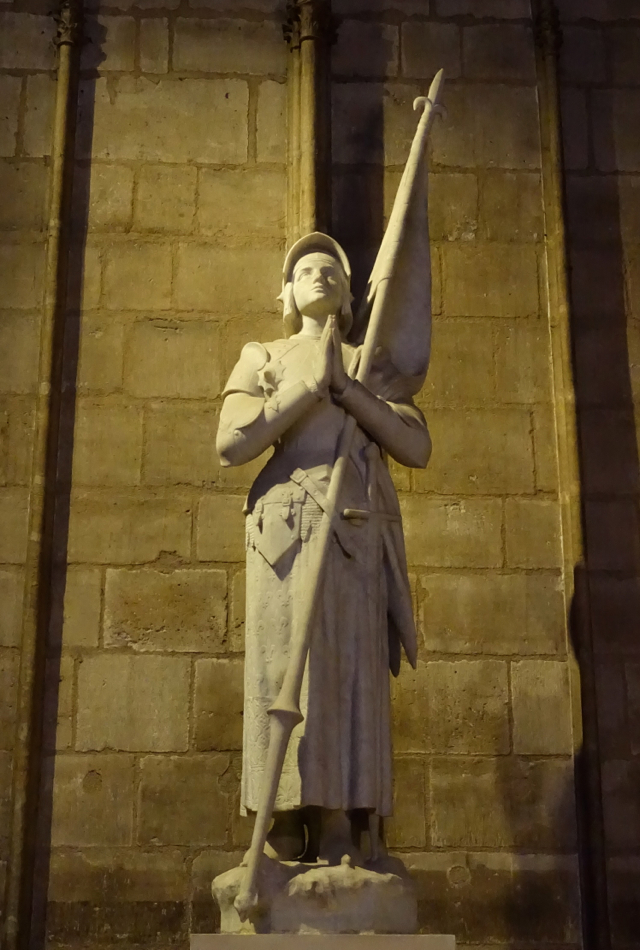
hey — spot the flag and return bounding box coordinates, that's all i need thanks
[350,70,444,397]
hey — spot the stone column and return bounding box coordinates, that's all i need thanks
[2,2,82,948]
[285,0,333,242]
[531,1,609,948]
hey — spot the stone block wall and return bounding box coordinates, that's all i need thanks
[40,2,288,944]
[558,3,640,947]
[0,0,637,947]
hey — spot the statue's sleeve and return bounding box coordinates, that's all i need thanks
[216,342,324,468]
[220,341,269,424]
[336,347,431,469]
[223,342,269,396]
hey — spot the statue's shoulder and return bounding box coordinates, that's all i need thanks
[262,338,295,360]
[223,341,270,397]
[223,339,297,396]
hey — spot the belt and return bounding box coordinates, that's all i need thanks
[290,467,354,558]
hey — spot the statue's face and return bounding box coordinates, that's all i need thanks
[292,252,344,322]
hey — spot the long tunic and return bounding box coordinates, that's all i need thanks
[219,334,425,817]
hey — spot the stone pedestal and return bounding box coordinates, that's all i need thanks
[191,937,456,950]
[211,855,418,935]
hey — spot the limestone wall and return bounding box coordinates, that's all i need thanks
[46,2,288,943]
[0,0,636,948]
[558,3,640,946]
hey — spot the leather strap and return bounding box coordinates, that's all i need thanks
[290,467,354,557]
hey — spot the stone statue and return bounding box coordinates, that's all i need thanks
[217,231,430,842]
[213,71,444,935]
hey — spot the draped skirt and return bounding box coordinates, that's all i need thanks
[240,491,394,817]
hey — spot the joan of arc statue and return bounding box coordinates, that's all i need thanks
[216,75,443,905]
[216,231,431,862]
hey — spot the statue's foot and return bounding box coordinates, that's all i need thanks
[265,810,306,862]
[317,809,364,866]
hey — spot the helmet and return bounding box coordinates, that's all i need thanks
[282,232,351,288]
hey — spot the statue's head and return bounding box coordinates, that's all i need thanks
[279,232,353,337]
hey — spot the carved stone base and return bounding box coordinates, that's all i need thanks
[212,855,418,935]
[191,937,455,950]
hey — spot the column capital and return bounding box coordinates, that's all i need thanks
[54,0,81,48]
[284,0,335,48]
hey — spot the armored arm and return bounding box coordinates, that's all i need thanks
[217,381,323,467]
[216,340,329,467]
[334,378,431,468]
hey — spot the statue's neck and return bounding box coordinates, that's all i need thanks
[298,314,333,339]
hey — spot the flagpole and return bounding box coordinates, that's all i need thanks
[234,70,445,923]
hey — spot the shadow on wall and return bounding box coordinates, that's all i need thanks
[332,88,385,304]
[29,21,106,950]
[562,76,640,948]
[330,19,398,299]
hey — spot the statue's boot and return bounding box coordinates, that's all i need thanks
[264,810,306,861]
[317,809,364,866]
[300,805,321,863]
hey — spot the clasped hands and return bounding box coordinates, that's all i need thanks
[306,314,353,400]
